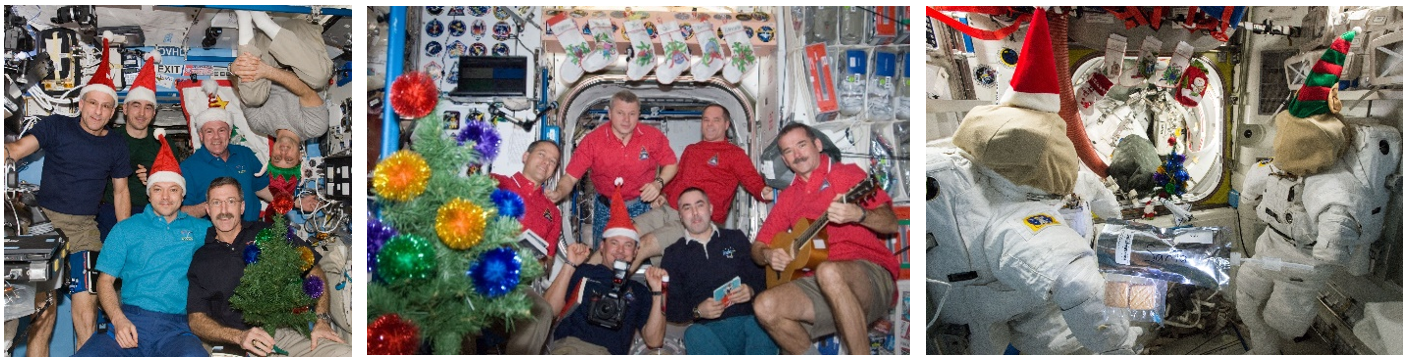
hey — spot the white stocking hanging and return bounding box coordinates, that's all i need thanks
[720,21,757,84]
[655,21,691,84]
[690,21,725,81]
[581,18,620,72]
[548,15,588,83]
[623,20,657,81]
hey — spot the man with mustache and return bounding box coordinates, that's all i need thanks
[73,131,209,357]
[751,123,899,354]
[3,35,133,355]
[179,107,273,222]
[547,90,678,248]
[185,177,349,356]
[660,187,775,354]
[628,103,773,271]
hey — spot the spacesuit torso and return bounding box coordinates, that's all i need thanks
[929,148,1134,355]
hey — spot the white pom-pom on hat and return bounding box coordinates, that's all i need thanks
[615,177,624,186]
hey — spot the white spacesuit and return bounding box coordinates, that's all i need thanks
[1234,28,1399,355]
[930,148,1138,355]
[927,8,1136,354]
[1236,123,1400,354]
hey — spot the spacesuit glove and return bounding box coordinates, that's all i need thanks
[1098,326,1143,355]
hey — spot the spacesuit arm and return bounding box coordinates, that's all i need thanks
[1237,162,1272,225]
[1310,204,1361,266]
[1052,255,1137,354]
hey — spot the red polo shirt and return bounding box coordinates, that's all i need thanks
[493,172,561,258]
[663,140,769,224]
[565,124,677,199]
[755,157,899,280]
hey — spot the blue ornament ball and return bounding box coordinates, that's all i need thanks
[468,246,522,298]
[491,189,526,219]
[243,244,262,265]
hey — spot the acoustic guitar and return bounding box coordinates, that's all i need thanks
[765,175,881,288]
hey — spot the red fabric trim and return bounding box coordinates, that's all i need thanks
[1311,61,1343,77]
[926,7,1031,41]
[1297,86,1331,101]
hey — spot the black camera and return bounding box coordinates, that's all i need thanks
[586,260,631,330]
[51,6,95,26]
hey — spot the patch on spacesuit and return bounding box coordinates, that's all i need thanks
[1022,214,1059,233]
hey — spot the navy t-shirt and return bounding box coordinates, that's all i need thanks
[553,263,653,355]
[28,114,133,216]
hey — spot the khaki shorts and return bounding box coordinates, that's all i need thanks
[44,207,101,252]
[549,336,611,355]
[792,259,895,338]
[631,205,684,265]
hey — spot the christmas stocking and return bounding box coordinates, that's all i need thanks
[581,18,619,72]
[1155,41,1194,88]
[656,21,691,84]
[1104,33,1127,79]
[1126,36,1162,87]
[548,15,587,83]
[720,21,757,83]
[623,20,657,81]
[1175,65,1209,107]
[691,21,725,80]
[1076,72,1115,117]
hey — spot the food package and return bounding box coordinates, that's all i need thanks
[1104,273,1167,323]
[1094,219,1232,290]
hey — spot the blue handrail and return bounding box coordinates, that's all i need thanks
[380,6,406,158]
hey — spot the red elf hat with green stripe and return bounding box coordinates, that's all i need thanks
[1289,27,1361,118]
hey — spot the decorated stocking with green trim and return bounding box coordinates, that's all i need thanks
[549,15,588,83]
[691,21,725,80]
[1155,41,1194,88]
[624,20,657,81]
[581,18,620,72]
[656,21,691,84]
[721,21,757,83]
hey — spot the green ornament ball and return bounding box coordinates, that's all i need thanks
[377,234,437,284]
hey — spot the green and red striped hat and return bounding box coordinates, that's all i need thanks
[1289,27,1361,118]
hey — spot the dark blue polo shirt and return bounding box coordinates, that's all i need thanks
[552,263,653,355]
[659,227,766,324]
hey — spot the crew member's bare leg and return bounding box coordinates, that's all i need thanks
[71,292,98,349]
[753,283,816,354]
[816,260,881,355]
[25,291,57,357]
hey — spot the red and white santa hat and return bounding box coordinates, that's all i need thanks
[79,32,119,103]
[124,51,161,105]
[997,7,1060,113]
[147,128,185,193]
[193,80,230,130]
[599,177,639,242]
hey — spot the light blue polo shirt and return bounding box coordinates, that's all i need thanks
[179,144,269,221]
[94,205,212,314]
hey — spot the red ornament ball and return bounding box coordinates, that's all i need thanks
[1167,136,1177,146]
[369,314,420,355]
[390,72,439,119]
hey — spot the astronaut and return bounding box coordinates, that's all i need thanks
[1235,28,1396,355]
[927,8,1136,355]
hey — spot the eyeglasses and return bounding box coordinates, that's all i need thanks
[207,198,243,208]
